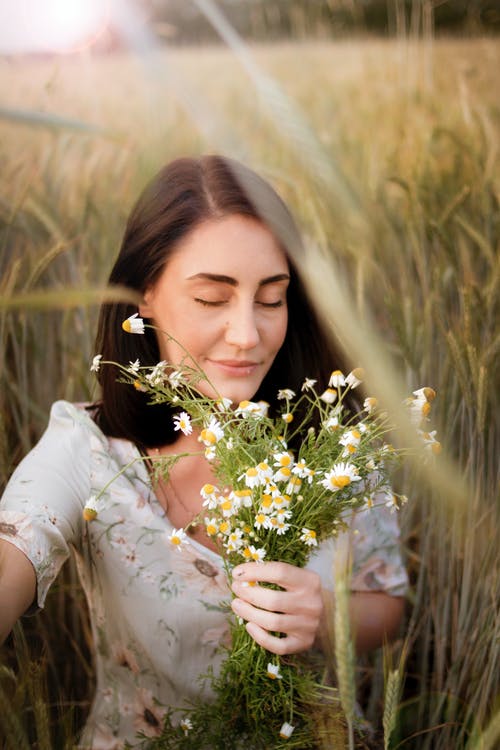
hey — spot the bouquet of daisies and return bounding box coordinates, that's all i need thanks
[90,319,439,749]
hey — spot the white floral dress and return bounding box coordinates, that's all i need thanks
[0,401,408,749]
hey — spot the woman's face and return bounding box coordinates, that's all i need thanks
[139,214,289,405]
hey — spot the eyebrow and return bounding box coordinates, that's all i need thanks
[186,272,290,286]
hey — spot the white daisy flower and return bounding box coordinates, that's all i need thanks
[273,466,292,483]
[292,459,315,481]
[345,368,364,388]
[229,488,253,508]
[235,400,264,417]
[173,411,192,436]
[259,494,274,514]
[279,722,295,739]
[300,528,318,547]
[239,466,263,489]
[273,451,293,468]
[127,358,140,374]
[90,354,102,372]
[339,428,362,454]
[180,718,193,736]
[204,518,219,536]
[256,461,273,482]
[277,388,295,400]
[274,519,291,535]
[216,397,233,412]
[286,476,302,494]
[83,495,100,521]
[321,462,362,492]
[225,529,244,552]
[281,412,293,424]
[168,528,189,550]
[218,520,232,536]
[199,417,224,446]
[200,484,220,509]
[122,312,145,334]
[266,663,283,680]
[242,545,266,562]
[363,397,378,413]
[418,429,442,455]
[320,388,338,404]
[413,387,436,402]
[204,446,216,461]
[168,370,184,388]
[323,414,340,431]
[254,513,268,530]
[220,497,237,518]
[146,361,168,386]
[256,400,270,417]
[301,377,317,392]
[329,369,345,388]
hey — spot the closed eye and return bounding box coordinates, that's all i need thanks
[194,298,228,307]
[257,300,284,308]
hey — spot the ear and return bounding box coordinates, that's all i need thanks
[139,289,154,318]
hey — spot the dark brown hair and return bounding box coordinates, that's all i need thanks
[94,155,348,447]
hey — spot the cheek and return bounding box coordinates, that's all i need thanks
[272,310,288,352]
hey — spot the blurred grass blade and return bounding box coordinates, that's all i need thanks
[0,106,108,136]
[0,285,141,310]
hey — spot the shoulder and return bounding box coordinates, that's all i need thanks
[43,400,109,452]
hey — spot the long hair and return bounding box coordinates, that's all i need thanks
[94,155,348,446]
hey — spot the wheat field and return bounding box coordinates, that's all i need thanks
[0,35,499,749]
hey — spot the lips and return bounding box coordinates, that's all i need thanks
[213,360,259,367]
[207,359,262,376]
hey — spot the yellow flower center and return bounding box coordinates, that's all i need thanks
[246,467,258,477]
[122,320,132,332]
[201,429,217,445]
[332,475,351,488]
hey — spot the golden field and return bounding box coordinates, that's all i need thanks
[0,36,498,749]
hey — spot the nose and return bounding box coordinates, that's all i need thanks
[224,303,260,350]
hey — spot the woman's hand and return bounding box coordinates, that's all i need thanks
[230,561,324,655]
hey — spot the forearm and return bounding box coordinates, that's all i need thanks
[0,540,37,644]
[319,590,405,655]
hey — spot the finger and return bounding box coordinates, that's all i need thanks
[244,621,305,656]
[231,595,296,633]
[231,579,292,613]
[232,561,317,590]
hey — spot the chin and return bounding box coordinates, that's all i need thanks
[197,379,263,406]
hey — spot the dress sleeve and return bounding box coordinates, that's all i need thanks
[306,491,409,597]
[0,401,92,610]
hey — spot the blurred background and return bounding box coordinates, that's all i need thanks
[0,1,498,748]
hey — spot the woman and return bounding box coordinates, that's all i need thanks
[0,155,406,747]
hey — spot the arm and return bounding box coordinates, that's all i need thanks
[0,539,36,644]
[231,561,404,656]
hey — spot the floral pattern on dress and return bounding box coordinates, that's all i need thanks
[0,400,408,747]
